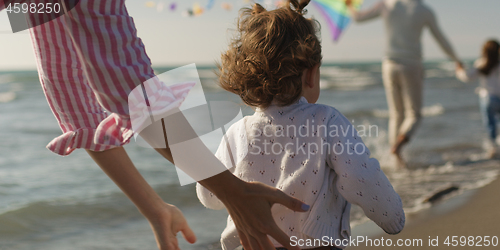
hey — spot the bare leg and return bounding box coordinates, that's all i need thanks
[391,134,409,168]
[382,61,405,148]
[387,61,423,169]
[487,143,497,159]
[86,147,196,250]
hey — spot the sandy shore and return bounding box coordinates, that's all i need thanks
[350,159,500,249]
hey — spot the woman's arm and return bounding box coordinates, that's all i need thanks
[347,0,385,23]
[425,8,460,63]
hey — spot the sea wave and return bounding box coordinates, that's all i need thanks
[0,194,143,237]
[0,74,16,84]
[320,77,378,90]
[319,66,380,90]
[0,92,15,103]
[386,159,499,216]
[426,69,455,78]
[340,103,445,119]
[372,103,445,118]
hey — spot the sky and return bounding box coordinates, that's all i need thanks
[0,0,499,70]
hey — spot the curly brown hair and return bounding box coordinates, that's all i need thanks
[479,39,500,76]
[217,0,322,109]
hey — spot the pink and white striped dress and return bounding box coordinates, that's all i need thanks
[1,0,192,155]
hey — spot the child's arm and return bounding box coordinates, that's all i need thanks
[326,112,405,234]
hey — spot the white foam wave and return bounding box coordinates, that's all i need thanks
[197,69,216,79]
[425,69,455,78]
[373,103,444,118]
[320,66,379,89]
[385,159,500,217]
[0,92,15,103]
[320,77,378,90]
[9,83,24,92]
[0,74,16,84]
[461,170,499,190]
[436,61,456,71]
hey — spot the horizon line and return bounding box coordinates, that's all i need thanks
[0,58,477,72]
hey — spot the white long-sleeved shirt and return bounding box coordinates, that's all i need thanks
[456,59,500,97]
[196,97,405,250]
[351,0,459,63]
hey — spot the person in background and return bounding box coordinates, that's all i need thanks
[347,0,462,167]
[456,40,500,158]
[0,1,309,249]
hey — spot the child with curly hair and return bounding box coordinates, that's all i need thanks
[197,1,405,249]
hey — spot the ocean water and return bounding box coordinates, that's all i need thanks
[0,61,498,249]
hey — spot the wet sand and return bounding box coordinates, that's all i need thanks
[350,159,500,249]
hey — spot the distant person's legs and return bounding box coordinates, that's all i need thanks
[383,60,406,165]
[383,60,405,146]
[383,60,424,166]
[480,94,500,158]
[396,61,424,147]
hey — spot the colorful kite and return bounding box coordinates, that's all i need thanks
[312,0,363,42]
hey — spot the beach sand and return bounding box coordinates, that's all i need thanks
[350,159,500,249]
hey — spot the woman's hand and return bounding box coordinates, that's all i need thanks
[145,202,197,250]
[199,171,310,250]
[456,61,464,71]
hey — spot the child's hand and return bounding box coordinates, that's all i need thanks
[146,202,197,250]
